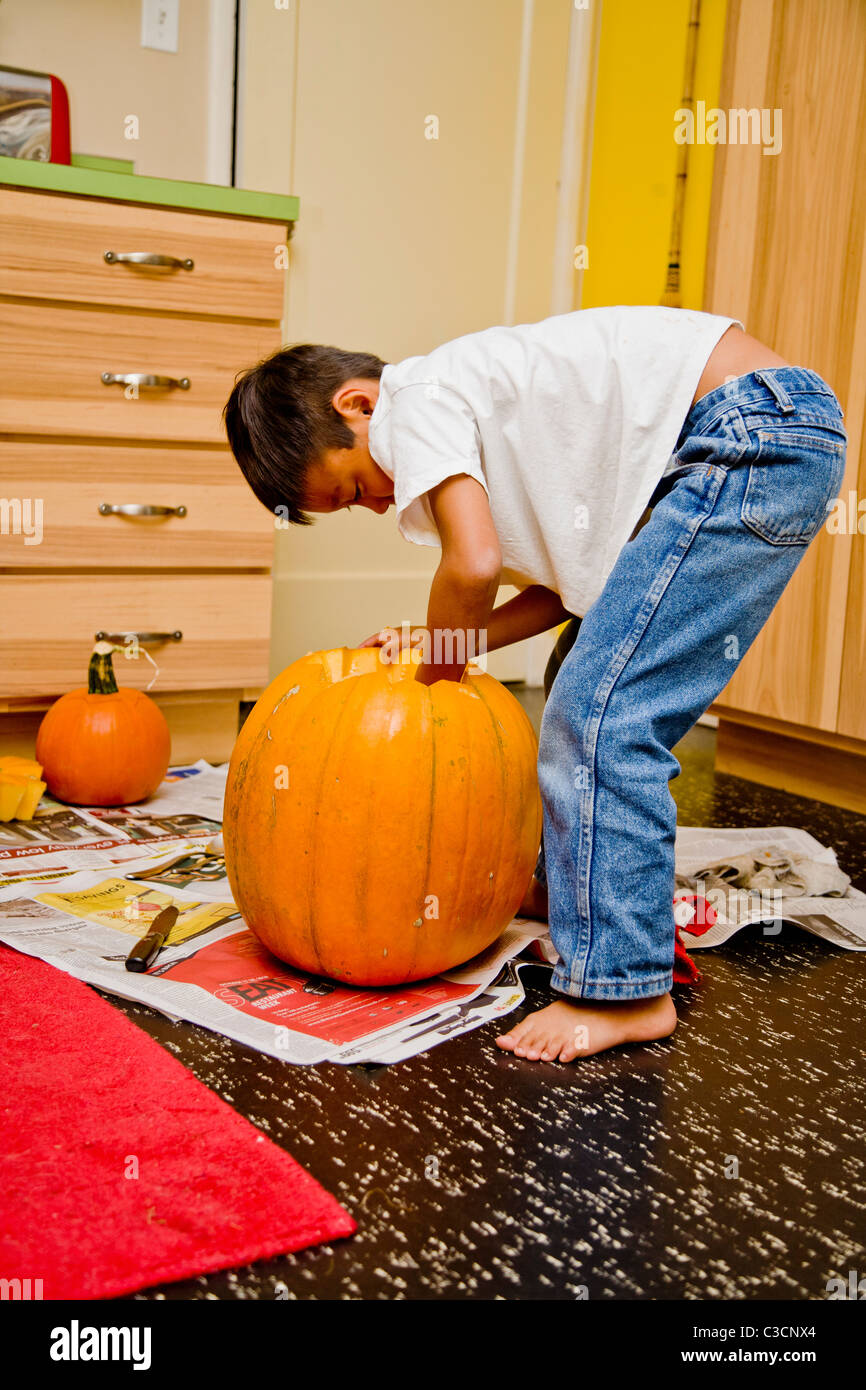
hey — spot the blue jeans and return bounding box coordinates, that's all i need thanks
[535,367,847,1000]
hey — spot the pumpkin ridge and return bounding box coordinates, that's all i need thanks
[415,678,436,977]
[344,675,378,974]
[388,675,435,981]
[513,691,543,886]
[434,682,476,933]
[304,673,371,978]
[512,692,543,859]
[227,665,322,889]
[349,673,430,982]
[225,679,304,956]
[360,672,435,982]
[471,680,512,905]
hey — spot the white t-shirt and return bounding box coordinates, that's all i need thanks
[367,305,743,615]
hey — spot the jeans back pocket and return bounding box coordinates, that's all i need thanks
[740,424,847,546]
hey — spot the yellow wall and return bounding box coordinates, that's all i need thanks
[581,0,728,310]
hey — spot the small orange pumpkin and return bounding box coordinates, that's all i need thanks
[223,646,542,986]
[35,642,171,806]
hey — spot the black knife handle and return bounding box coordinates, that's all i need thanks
[125,932,165,972]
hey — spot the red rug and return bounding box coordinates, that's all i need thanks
[0,943,356,1299]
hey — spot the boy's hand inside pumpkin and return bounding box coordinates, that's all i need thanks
[358,625,427,653]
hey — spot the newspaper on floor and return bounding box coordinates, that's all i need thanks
[0,759,224,884]
[0,867,543,1065]
[1,757,863,1063]
[0,760,547,1062]
[673,824,866,952]
[519,824,866,972]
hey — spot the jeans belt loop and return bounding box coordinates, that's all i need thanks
[753,368,795,413]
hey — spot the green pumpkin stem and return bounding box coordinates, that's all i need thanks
[88,641,120,695]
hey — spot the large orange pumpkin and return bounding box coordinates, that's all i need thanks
[223,646,542,985]
[35,642,171,806]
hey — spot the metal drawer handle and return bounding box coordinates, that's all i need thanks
[95,630,183,644]
[104,250,194,271]
[101,372,190,390]
[98,503,187,518]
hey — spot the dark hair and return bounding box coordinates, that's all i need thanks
[223,344,386,525]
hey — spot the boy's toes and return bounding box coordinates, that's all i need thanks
[504,1025,561,1062]
[500,1021,544,1058]
[495,1017,533,1051]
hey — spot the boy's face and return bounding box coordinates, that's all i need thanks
[303,377,395,515]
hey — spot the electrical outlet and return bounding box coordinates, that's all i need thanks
[141,0,179,54]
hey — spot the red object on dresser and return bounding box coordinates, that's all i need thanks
[0,66,71,164]
[47,74,71,163]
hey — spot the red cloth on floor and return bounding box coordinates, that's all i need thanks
[673,923,701,985]
[0,943,356,1299]
[673,893,717,985]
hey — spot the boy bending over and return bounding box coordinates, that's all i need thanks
[224,307,847,1062]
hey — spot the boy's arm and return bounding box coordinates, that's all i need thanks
[416,474,573,683]
[484,585,572,651]
[417,474,501,684]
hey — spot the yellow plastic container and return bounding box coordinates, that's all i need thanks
[0,776,27,820]
[0,769,46,819]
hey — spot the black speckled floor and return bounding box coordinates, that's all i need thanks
[105,699,865,1302]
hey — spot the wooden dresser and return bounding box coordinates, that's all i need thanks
[0,174,293,762]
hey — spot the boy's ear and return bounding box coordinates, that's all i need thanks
[332,379,377,422]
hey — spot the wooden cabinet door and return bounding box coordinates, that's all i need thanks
[837,394,866,739]
[703,0,866,734]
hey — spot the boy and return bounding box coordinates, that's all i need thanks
[224,306,847,1063]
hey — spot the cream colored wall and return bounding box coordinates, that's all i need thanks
[2,0,580,684]
[239,0,579,681]
[0,0,211,181]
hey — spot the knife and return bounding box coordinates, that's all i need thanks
[124,903,180,973]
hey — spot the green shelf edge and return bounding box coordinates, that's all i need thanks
[0,155,299,224]
[70,154,136,175]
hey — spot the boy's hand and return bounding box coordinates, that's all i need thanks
[358,625,426,651]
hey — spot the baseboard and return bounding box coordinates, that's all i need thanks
[716,718,866,814]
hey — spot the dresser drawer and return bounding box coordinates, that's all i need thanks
[0,188,287,321]
[0,301,276,443]
[0,575,272,696]
[0,442,273,569]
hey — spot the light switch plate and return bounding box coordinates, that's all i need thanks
[141,0,179,54]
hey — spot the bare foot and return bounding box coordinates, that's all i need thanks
[495,993,677,1062]
[519,875,548,921]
